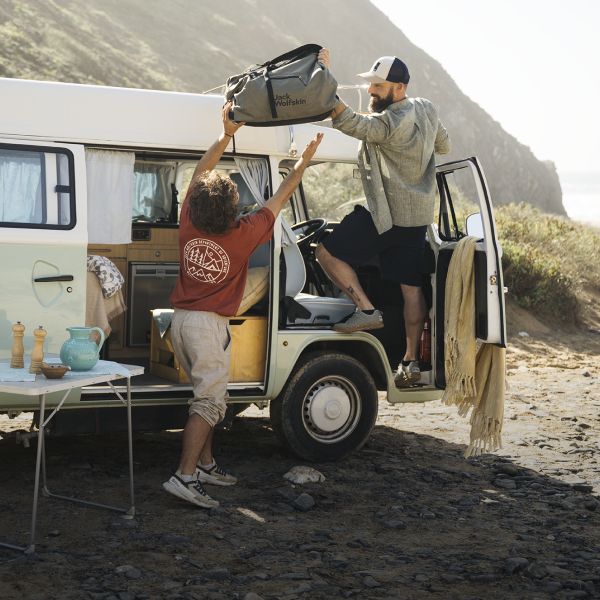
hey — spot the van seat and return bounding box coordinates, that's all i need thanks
[282,239,354,326]
[292,293,355,325]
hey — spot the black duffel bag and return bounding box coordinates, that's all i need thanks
[225,43,338,127]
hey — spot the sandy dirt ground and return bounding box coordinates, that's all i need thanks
[1,301,599,600]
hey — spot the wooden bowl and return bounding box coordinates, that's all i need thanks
[40,363,70,379]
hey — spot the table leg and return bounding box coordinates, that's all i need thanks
[124,376,135,519]
[28,392,46,553]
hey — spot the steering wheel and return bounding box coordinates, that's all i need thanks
[291,218,328,250]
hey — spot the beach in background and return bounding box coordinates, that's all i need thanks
[560,171,600,227]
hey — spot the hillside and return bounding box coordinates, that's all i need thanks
[0,0,563,214]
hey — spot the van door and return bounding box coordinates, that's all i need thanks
[433,157,506,387]
[0,140,87,359]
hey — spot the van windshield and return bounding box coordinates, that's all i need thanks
[301,162,364,222]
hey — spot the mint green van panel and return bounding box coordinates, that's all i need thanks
[0,141,87,410]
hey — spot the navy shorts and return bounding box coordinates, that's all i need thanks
[321,205,427,286]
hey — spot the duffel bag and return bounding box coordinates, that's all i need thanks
[225,43,338,127]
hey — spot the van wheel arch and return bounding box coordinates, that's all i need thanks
[270,351,378,461]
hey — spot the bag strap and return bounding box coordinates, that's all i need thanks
[264,71,278,119]
[264,43,322,70]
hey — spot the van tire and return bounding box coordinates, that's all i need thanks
[270,352,378,461]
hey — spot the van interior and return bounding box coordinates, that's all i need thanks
[88,153,445,399]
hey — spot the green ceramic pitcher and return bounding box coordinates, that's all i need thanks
[59,327,106,371]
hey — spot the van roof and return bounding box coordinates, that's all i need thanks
[0,77,359,161]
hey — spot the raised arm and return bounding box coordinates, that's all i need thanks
[264,133,324,218]
[189,102,244,183]
[318,48,348,121]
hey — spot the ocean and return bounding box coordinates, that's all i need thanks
[560,171,600,228]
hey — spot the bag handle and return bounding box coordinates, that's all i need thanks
[264,43,322,70]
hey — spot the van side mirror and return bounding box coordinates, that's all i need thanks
[466,212,484,239]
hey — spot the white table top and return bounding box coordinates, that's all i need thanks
[0,360,144,396]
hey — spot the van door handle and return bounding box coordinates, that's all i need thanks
[33,275,75,282]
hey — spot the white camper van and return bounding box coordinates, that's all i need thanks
[0,77,506,460]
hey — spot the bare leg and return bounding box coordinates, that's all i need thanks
[400,284,426,361]
[178,414,212,475]
[315,244,374,310]
[199,428,215,466]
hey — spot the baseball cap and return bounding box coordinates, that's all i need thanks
[357,56,410,84]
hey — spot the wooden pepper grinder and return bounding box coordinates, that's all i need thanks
[10,322,26,369]
[29,325,47,374]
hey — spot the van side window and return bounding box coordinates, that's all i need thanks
[0,146,75,229]
[436,166,483,241]
[132,161,176,223]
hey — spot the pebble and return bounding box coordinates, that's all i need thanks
[363,576,381,588]
[494,478,517,490]
[497,463,520,476]
[283,465,325,484]
[505,557,529,574]
[243,593,264,600]
[293,493,315,512]
[204,568,231,581]
[383,519,407,529]
[161,533,191,545]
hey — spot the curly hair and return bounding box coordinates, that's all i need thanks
[187,171,239,234]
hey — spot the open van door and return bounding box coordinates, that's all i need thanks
[0,140,87,360]
[432,157,507,388]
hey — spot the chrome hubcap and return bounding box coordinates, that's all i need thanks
[302,376,361,443]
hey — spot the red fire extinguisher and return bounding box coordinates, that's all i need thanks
[419,318,431,369]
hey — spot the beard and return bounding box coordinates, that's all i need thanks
[369,90,395,113]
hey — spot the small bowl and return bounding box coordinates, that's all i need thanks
[40,363,70,379]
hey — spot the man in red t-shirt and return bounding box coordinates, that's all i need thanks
[163,102,323,508]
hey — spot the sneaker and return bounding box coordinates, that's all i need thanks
[332,309,384,333]
[196,462,237,486]
[162,472,220,508]
[394,360,421,388]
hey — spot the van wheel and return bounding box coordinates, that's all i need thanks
[270,353,378,461]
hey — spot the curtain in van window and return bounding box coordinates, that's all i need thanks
[85,149,135,244]
[132,163,174,222]
[233,156,295,246]
[0,150,42,223]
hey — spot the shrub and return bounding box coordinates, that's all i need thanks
[494,203,600,323]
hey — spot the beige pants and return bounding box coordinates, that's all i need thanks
[170,308,231,427]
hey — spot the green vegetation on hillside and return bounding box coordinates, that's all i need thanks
[495,203,600,324]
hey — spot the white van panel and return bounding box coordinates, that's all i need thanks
[0,140,87,359]
[0,78,358,162]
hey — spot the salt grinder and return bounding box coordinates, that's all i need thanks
[29,325,47,374]
[10,321,26,369]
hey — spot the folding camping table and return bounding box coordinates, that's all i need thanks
[0,360,143,554]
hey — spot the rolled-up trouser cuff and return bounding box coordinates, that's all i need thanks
[188,396,227,428]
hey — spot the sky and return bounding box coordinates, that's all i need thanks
[370,0,600,176]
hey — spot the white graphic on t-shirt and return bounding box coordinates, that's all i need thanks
[183,238,230,284]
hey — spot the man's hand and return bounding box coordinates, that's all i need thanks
[301,132,324,161]
[222,101,244,137]
[264,133,324,218]
[318,48,330,68]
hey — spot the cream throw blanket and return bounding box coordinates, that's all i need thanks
[441,236,505,457]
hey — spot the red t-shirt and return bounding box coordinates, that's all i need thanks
[170,204,275,316]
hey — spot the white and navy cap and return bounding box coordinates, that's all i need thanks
[358,56,410,84]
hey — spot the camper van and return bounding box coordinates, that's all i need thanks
[0,78,506,460]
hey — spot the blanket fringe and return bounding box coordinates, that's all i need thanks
[464,413,503,458]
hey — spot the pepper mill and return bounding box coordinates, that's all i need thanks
[10,322,26,369]
[29,325,47,374]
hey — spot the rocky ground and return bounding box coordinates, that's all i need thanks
[1,302,599,600]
